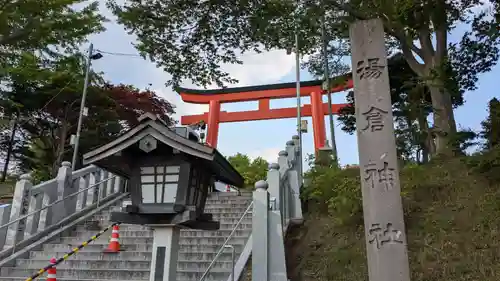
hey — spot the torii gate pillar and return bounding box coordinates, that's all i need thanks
[207,100,221,147]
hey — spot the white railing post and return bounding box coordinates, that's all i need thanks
[52,161,73,223]
[0,205,11,249]
[75,175,89,211]
[252,180,269,281]
[278,151,290,226]
[87,170,101,206]
[291,135,302,184]
[4,174,32,248]
[266,163,281,216]
[286,139,303,222]
[25,193,43,236]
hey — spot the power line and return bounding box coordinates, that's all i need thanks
[95,49,143,57]
[95,48,284,58]
[15,76,77,128]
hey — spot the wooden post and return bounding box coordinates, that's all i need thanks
[349,18,411,281]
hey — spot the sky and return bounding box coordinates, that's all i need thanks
[87,1,499,168]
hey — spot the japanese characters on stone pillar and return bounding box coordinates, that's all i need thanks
[349,19,411,281]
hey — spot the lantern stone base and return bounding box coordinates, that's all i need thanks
[150,226,180,281]
[110,211,220,230]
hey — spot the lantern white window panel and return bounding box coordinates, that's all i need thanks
[141,175,155,183]
[140,165,181,204]
[166,166,180,173]
[141,167,155,174]
[162,183,179,203]
[142,184,155,203]
[165,174,179,182]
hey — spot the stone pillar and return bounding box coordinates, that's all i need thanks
[278,151,290,224]
[5,174,32,248]
[206,100,221,148]
[286,140,303,223]
[291,135,303,185]
[266,163,280,210]
[349,19,411,281]
[0,204,12,249]
[149,226,180,281]
[53,161,74,223]
[252,180,269,281]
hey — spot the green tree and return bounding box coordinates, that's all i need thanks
[227,153,269,187]
[481,98,500,149]
[336,53,469,162]
[0,0,105,75]
[0,54,176,181]
[109,0,499,156]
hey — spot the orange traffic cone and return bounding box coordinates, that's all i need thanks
[47,257,57,281]
[104,224,121,253]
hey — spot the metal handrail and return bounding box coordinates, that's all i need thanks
[198,201,254,281]
[0,176,116,231]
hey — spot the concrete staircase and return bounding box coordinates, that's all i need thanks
[0,191,253,281]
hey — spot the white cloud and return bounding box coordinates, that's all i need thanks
[145,49,296,121]
[247,147,282,163]
[92,0,299,121]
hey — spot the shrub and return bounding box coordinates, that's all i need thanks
[302,165,362,226]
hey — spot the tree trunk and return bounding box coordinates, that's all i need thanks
[51,120,69,177]
[416,111,433,163]
[1,115,18,182]
[427,84,457,156]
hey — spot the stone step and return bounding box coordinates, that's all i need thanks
[76,222,253,232]
[69,229,251,238]
[205,199,253,204]
[0,274,146,281]
[29,250,239,261]
[42,243,245,253]
[1,268,150,279]
[204,203,251,209]
[15,259,235,271]
[43,243,154,252]
[91,212,252,221]
[209,192,252,198]
[53,235,248,246]
[54,235,249,245]
[0,278,224,281]
[177,268,232,280]
[98,207,252,215]
[16,259,151,270]
[1,267,233,279]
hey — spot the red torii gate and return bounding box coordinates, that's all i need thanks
[177,74,353,152]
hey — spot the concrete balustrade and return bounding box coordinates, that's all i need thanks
[0,161,127,255]
[239,136,304,281]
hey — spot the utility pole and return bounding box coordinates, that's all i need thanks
[71,43,102,170]
[321,14,338,165]
[294,0,303,181]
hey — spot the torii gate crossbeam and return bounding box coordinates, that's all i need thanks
[176,75,353,152]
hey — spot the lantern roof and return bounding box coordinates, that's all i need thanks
[83,112,244,187]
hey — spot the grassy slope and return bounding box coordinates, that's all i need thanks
[286,153,500,281]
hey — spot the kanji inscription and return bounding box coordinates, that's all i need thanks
[364,161,396,190]
[362,106,388,132]
[368,223,403,250]
[351,18,411,281]
[356,58,385,80]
